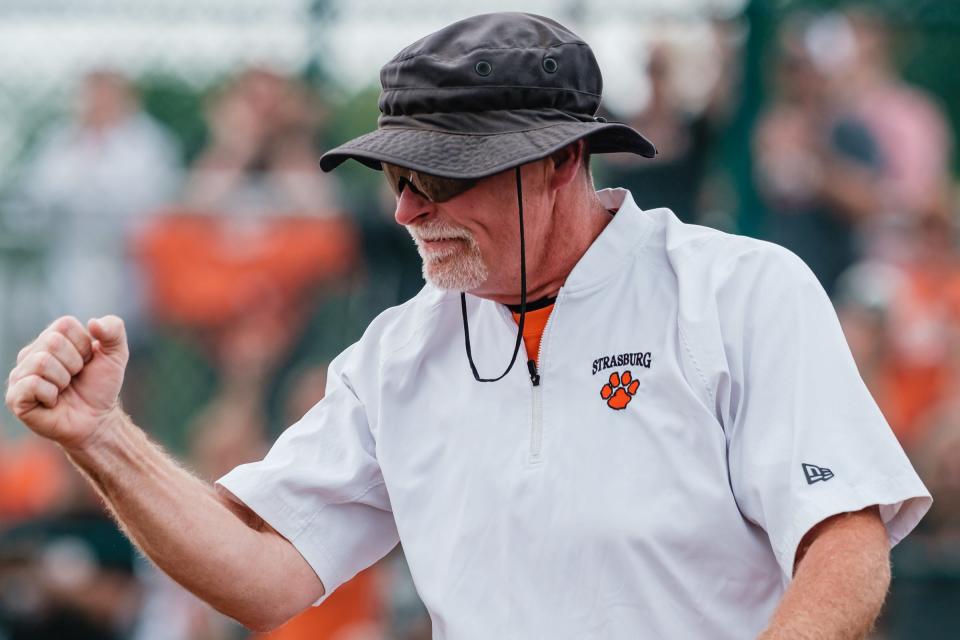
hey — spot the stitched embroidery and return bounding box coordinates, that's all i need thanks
[600,371,640,410]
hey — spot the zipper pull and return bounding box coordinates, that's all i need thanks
[527,359,541,386]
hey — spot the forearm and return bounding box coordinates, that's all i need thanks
[64,408,313,630]
[759,508,890,640]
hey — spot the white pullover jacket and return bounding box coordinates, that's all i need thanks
[219,188,930,639]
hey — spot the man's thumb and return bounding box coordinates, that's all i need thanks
[87,315,128,356]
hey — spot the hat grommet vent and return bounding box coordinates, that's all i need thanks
[542,57,559,73]
[475,60,492,76]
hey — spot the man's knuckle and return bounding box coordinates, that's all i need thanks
[63,356,83,375]
[38,350,56,369]
[52,353,69,375]
[18,353,36,373]
[29,375,53,399]
[16,343,33,363]
[55,319,84,347]
[35,333,52,352]
[43,333,67,354]
[51,315,77,332]
[47,330,68,350]
[29,351,53,376]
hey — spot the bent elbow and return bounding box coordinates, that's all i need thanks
[235,593,317,633]
[238,609,295,634]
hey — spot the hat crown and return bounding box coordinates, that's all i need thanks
[379,12,603,118]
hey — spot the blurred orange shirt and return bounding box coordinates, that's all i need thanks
[0,438,68,519]
[136,212,357,328]
[880,263,960,449]
[256,566,383,640]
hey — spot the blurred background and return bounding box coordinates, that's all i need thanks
[0,0,958,638]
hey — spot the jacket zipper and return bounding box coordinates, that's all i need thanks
[528,360,543,462]
[526,306,554,462]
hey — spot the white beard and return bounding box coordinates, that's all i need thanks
[407,220,489,291]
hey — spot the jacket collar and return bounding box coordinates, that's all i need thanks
[560,188,652,293]
[445,188,652,309]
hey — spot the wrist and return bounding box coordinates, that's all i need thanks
[63,405,128,457]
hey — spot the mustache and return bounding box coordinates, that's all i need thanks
[409,221,475,243]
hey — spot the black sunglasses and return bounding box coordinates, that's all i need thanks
[382,163,478,203]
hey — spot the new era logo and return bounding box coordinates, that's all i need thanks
[803,463,834,485]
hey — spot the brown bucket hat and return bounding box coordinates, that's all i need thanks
[319,11,656,179]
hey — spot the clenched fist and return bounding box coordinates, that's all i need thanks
[5,315,128,451]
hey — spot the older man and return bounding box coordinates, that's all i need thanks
[6,12,929,639]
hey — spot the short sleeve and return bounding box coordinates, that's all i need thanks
[216,344,399,603]
[716,244,931,581]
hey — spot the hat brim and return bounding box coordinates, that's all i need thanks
[319,121,656,180]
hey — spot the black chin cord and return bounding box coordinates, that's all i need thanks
[460,166,527,382]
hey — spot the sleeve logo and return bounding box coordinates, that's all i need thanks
[802,463,834,485]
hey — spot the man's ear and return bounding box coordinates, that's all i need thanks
[548,140,587,190]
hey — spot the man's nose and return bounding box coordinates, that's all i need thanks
[394,184,433,226]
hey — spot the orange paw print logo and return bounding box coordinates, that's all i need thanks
[600,370,640,410]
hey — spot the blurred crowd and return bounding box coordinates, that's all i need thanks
[1,6,958,639]
[0,65,425,640]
